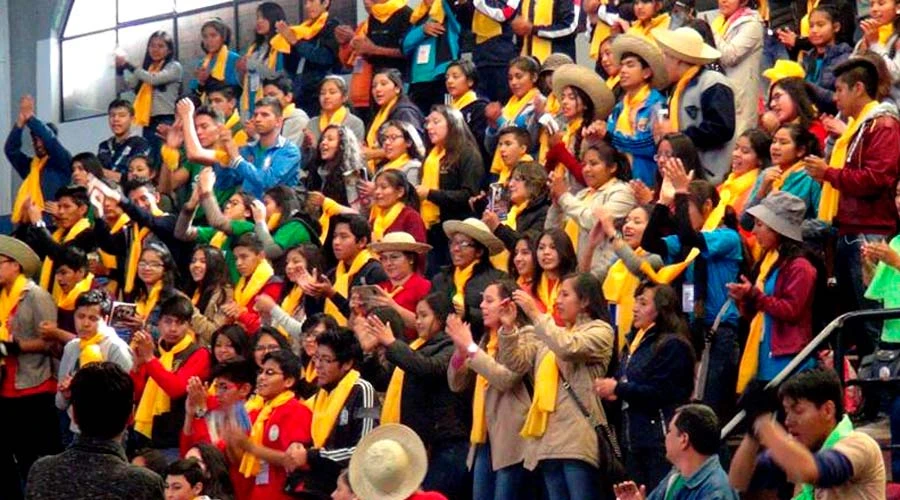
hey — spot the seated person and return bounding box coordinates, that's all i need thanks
[98,99,152,182]
[225,233,283,334]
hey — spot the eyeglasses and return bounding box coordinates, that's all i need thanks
[313,355,339,365]
[381,134,405,143]
[653,153,673,163]
[255,344,281,353]
[260,368,284,377]
[450,240,476,250]
[138,261,164,270]
[379,253,407,262]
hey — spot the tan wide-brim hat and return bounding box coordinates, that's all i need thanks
[611,34,670,90]
[551,63,616,121]
[652,27,721,66]
[540,53,574,75]
[367,231,432,254]
[349,424,428,500]
[443,218,505,256]
[0,236,40,277]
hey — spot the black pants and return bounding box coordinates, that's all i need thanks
[0,392,62,500]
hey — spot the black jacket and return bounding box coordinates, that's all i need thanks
[432,265,506,342]
[461,98,491,169]
[21,222,96,285]
[325,259,389,319]
[425,146,485,224]
[493,194,551,252]
[388,96,426,138]
[286,17,342,115]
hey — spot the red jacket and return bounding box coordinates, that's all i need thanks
[823,113,900,236]
[737,256,817,356]
[237,278,284,334]
[384,205,427,243]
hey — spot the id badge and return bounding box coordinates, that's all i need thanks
[353,57,365,74]
[256,461,270,485]
[416,45,431,65]
[682,284,695,313]
[249,73,260,92]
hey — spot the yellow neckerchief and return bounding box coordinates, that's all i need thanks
[520,0,554,61]
[451,90,478,111]
[271,12,331,54]
[325,250,374,326]
[410,0,445,24]
[736,249,780,393]
[603,248,648,348]
[134,61,163,127]
[371,0,407,22]
[496,153,534,184]
[546,93,561,115]
[310,369,361,447]
[452,262,477,310]
[505,201,527,231]
[318,197,343,242]
[616,84,652,135]
[420,146,443,228]
[564,186,600,252]
[370,202,406,241]
[224,111,249,146]
[367,96,399,171]
[11,156,49,224]
[134,333,196,438]
[239,390,296,477]
[539,112,582,167]
[78,332,105,367]
[244,393,265,413]
[381,336,428,424]
[819,100,879,223]
[590,4,612,60]
[704,168,760,231]
[319,106,349,133]
[100,213,131,270]
[39,218,91,293]
[276,285,304,338]
[712,7,750,36]
[209,230,229,249]
[471,329,499,443]
[629,13,671,41]
[536,273,560,316]
[124,205,165,294]
[490,88,539,174]
[628,322,655,355]
[879,23,895,45]
[799,0,821,37]
[668,65,702,131]
[639,247,702,284]
[381,153,411,172]
[234,259,275,308]
[473,4,502,43]
[241,43,279,113]
[521,348,558,437]
[772,161,806,192]
[0,275,28,342]
[136,281,164,319]
[201,45,229,81]
[191,288,201,306]
[56,273,94,310]
[607,74,621,90]
[267,212,282,232]
[304,360,317,383]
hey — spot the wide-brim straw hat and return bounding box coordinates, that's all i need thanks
[443,218,505,256]
[611,34,670,90]
[0,235,40,277]
[551,63,616,120]
[746,191,806,242]
[349,424,428,500]
[368,231,432,254]
[540,53,574,75]
[652,27,721,66]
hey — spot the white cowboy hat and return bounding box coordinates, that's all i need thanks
[611,34,670,90]
[367,231,432,254]
[442,218,505,256]
[0,235,40,277]
[652,27,721,66]
[349,424,428,500]
[551,63,616,121]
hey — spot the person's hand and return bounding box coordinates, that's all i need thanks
[18,95,35,126]
[548,130,565,147]
[165,119,184,149]
[775,27,798,49]
[236,55,248,75]
[195,66,210,84]
[185,182,202,211]
[485,102,502,125]
[498,297,518,329]
[468,191,487,211]
[614,18,631,33]
[88,258,109,277]
[445,314,475,352]
[218,127,240,160]
[820,113,847,137]
[366,286,397,310]
[863,240,900,270]
[511,16,533,37]
[251,199,267,224]
[415,184,431,200]
[38,321,59,342]
[222,418,250,450]
[583,119,608,140]
[657,172,676,206]
[512,289,541,320]
[547,169,568,201]
[286,442,309,469]
[726,275,753,301]
[275,20,298,45]
[661,157,692,194]
[861,18,881,46]
[253,294,277,315]
[307,191,325,209]
[629,179,654,205]
[176,97,195,120]
[366,315,396,347]
[117,312,145,332]
[156,122,172,140]
[737,379,780,427]
[221,302,245,320]
[243,119,257,139]
[335,25,356,44]
[760,166,782,191]
[759,111,780,135]
[482,209,501,231]
[803,155,828,182]
[59,374,74,401]
[186,376,207,415]
[302,129,316,149]
[44,200,60,219]
[308,273,335,299]
[613,481,646,500]
[593,377,619,400]
[358,180,375,199]
[24,198,41,225]
[532,93,547,117]
[198,167,216,195]
[593,205,618,240]
[453,299,466,317]
[115,54,128,69]
[423,20,447,37]
[131,330,155,365]
[352,36,376,55]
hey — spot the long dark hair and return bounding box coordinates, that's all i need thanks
[141,31,175,71]
[661,133,706,180]
[209,324,251,368]
[565,272,610,323]
[279,244,325,298]
[531,228,577,298]
[583,139,632,182]
[561,85,595,158]
[191,245,229,313]
[777,123,822,161]
[491,278,529,327]
[634,282,690,340]
[72,152,106,179]
[254,2,286,47]
[188,443,235,500]
[508,233,538,282]
[309,125,364,206]
[739,128,772,169]
[135,242,179,302]
[770,77,818,130]
[422,292,454,332]
[200,18,231,52]
[264,185,301,221]
[374,169,420,208]
[431,105,480,178]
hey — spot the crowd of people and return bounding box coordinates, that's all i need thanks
[4,0,900,498]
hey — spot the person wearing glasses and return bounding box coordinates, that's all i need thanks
[366,232,432,340]
[115,242,180,341]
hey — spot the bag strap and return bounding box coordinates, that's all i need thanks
[558,370,623,459]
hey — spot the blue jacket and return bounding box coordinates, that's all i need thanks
[402,0,461,85]
[648,456,739,500]
[607,88,666,187]
[218,136,301,198]
[467,0,518,67]
[4,117,72,206]
[803,43,852,115]
[188,49,241,93]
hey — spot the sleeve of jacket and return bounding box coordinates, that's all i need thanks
[474,0,521,21]
[308,382,376,468]
[494,203,548,251]
[402,22,429,57]
[822,118,900,198]
[714,20,763,67]
[4,126,31,177]
[426,151,484,213]
[532,314,613,363]
[145,350,212,398]
[498,324,539,374]
[545,142,586,185]
[681,83,736,150]
[291,28,340,67]
[870,40,900,81]
[468,346,528,390]
[744,258,817,321]
[385,340,453,378]
[120,199,177,239]
[131,61,184,86]
[447,352,476,392]
[640,203,674,258]
[535,0,579,40]
[26,117,72,169]
[614,337,694,406]
[234,145,301,195]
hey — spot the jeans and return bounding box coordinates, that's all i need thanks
[473,442,535,500]
[540,459,603,500]
[836,234,884,355]
[423,439,472,500]
[701,323,740,419]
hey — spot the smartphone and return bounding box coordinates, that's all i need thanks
[489,182,511,220]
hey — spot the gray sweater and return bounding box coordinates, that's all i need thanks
[117,61,184,118]
[9,281,57,391]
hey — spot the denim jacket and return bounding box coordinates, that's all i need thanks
[648,455,739,500]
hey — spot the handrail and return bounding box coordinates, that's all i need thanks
[721,308,900,438]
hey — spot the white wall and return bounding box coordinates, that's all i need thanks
[0,0,12,213]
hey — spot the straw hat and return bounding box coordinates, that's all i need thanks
[349,424,428,500]
[0,235,40,277]
[551,63,616,120]
[540,53,574,75]
[367,231,432,254]
[611,34,670,90]
[442,218,505,256]
[651,27,721,66]
[762,60,806,85]
[746,191,805,242]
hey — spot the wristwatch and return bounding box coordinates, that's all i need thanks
[194,408,208,419]
[466,343,479,358]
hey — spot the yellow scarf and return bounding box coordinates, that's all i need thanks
[520,0,554,62]
[39,218,91,294]
[136,281,164,319]
[420,146,443,228]
[381,336,428,424]
[56,273,94,310]
[241,44,279,113]
[371,0,408,22]
[304,360,317,383]
[564,188,599,252]
[452,262,476,311]
[615,85,651,136]
[668,65,702,131]
[192,288,201,307]
[78,332,105,367]
[704,169,760,231]
[234,259,275,308]
[819,100,879,223]
[325,250,374,326]
[451,90,478,111]
[472,6,502,44]
[490,88,539,174]
[367,96,399,171]
[381,153,411,172]
[590,10,613,60]
[275,285,304,339]
[471,330,499,443]
[712,8,749,36]
[879,22,895,45]
[209,230,229,249]
[628,323,654,355]
[125,205,165,295]
[639,247,701,284]
[310,369,361,447]
[629,13,671,41]
[267,213,282,232]
[0,275,28,342]
[772,161,805,192]
[239,390,296,477]
[100,213,131,270]
[521,350,558,437]
[134,333,195,438]
[799,0,821,37]
[272,12,330,53]
[370,202,405,241]
[536,274,560,316]
[134,62,163,127]
[318,197,343,243]
[12,157,48,224]
[410,0,446,24]
[319,106,349,133]
[603,248,647,348]
[201,45,229,82]
[736,249,780,393]
[540,113,582,167]
[607,74,621,90]
[224,111,249,146]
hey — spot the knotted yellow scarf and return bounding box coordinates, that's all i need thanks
[224,111,249,147]
[304,360,317,383]
[201,45,229,82]
[410,0,445,24]
[879,22,895,45]
[125,205,165,295]
[451,90,478,111]
[799,0,821,37]
[367,96,399,171]
[56,273,94,310]
[136,281,164,320]
[39,218,91,294]
[772,161,805,192]
[668,65,701,131]
[381,153,411,172]
[319,106,349,133]
[629,13,670,41]
[736,249,780,393]
[818,100,879,223]
[521,349,558,437]
[603,248,647,348]
[134,62,163,127]
[491,88,539,174]
[370,202,405,241]
[0,275,28,342]
[420,146,443,228]
[564,188,598,252]
[276,285,304,339]
[639,247,701,284]
[471,330,499,443]
[234,259,275,308]
[272,12,330,53]
[318,197,343,243]
[241,44,279,113]
[134,333,196,438]
[615,85,651,136]
[628,323,654,355]
[381,336,427,424]
[78,332,105,367]
[12,156,48,224]
[704,169,760,231]
[520,0,553,62]
[536,274,560,316]
[452,262,476,311]
[310,369,360,447]
[325,250,374,326]
[239,390,296,477]
[100,213,131,270]
[371,0,408,22]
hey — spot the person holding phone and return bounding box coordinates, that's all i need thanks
[254,244,327,346]
[367,232,433,338]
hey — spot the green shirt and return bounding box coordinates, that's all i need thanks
[273,220,313,251]
[196,220,255,283]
